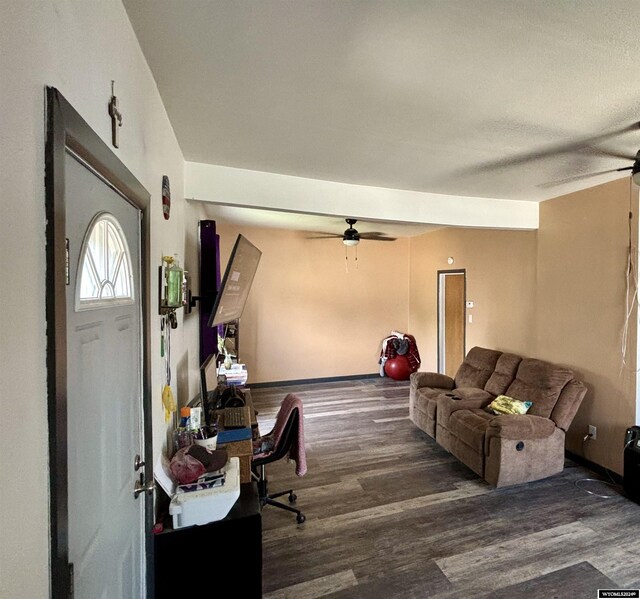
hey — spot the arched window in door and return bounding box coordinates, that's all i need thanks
[75,212,134,311]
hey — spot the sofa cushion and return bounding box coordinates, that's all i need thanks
[436,392,494,432]
[454,347,502,389]
[484,353,522,396]
[451,387,494,402]
[505,358,574,418]
[485,414,557,443]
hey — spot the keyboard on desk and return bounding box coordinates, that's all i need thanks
[223,407,248,429]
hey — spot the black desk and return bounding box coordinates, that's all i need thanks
[154,482,262,598]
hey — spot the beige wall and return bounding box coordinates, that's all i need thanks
[1,3,187,597]
[207,184,639,472]
[408,228,538,372]
[408,178,638,475]
[203,221,410,383]
[536,178,638,473]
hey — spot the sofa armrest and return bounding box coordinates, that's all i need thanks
[550,379,588,431]
[486,414,557,441]
[410,371,454,391]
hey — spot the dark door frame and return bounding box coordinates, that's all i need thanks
[45,87,153,598]
[436,269,466,374]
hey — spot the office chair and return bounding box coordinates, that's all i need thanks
[252,397,306,524]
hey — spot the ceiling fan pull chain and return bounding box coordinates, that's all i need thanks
[345,245,349,273]
[355,244,358,269]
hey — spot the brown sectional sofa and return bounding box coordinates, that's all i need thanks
[409,347,587,487]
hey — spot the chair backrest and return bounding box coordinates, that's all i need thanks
[272,407,300,459]
[252,407,300,467]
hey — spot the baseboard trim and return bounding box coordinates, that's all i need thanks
[565,450,623,484]
[249,372,382,389]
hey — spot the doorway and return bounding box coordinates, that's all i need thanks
[438,270,466,377]
[46,88,153,598]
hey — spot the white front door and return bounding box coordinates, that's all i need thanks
[65,153,145,598]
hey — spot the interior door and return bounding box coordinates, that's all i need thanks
[65,153,145,598]
[438,270,466,377]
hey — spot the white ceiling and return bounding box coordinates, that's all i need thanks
[124,0,640,234]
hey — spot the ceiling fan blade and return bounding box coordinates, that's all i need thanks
[359,234,397,241]
[537,167,631,189]
[587,146,636,161]
[465,121,640,174]
[307,233,344,239]
[310,219,398,242]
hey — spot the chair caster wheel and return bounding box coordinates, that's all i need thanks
[288,493,297,503]
[296,513,306,524]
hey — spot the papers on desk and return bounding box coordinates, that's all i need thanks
[176,470,225,494]
[169,457,240,528]
[154,454,176,497]
[217,363,248,386]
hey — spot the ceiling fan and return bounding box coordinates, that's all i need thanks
[309,219,397,245]
[538,148,640,189]
[460,121,640,189]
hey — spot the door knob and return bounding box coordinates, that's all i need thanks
[133,479,154,498]
[134,454,145,471]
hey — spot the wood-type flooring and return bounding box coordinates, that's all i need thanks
[250,377,640,598]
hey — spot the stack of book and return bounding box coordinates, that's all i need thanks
[176,470,226,493]
[217,363,248,386]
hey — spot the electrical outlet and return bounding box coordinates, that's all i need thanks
[588,425,597,440]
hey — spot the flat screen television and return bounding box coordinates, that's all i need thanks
[208,234,262,328]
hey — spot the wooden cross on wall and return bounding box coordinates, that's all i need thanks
[108,81,123,148]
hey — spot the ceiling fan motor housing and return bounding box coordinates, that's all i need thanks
[343,227,360,241]
[343,218,360,244]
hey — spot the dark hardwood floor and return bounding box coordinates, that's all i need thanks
[250,377,640,598]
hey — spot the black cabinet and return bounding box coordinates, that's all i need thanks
[624,433,640,504]
[154,482,262,598]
